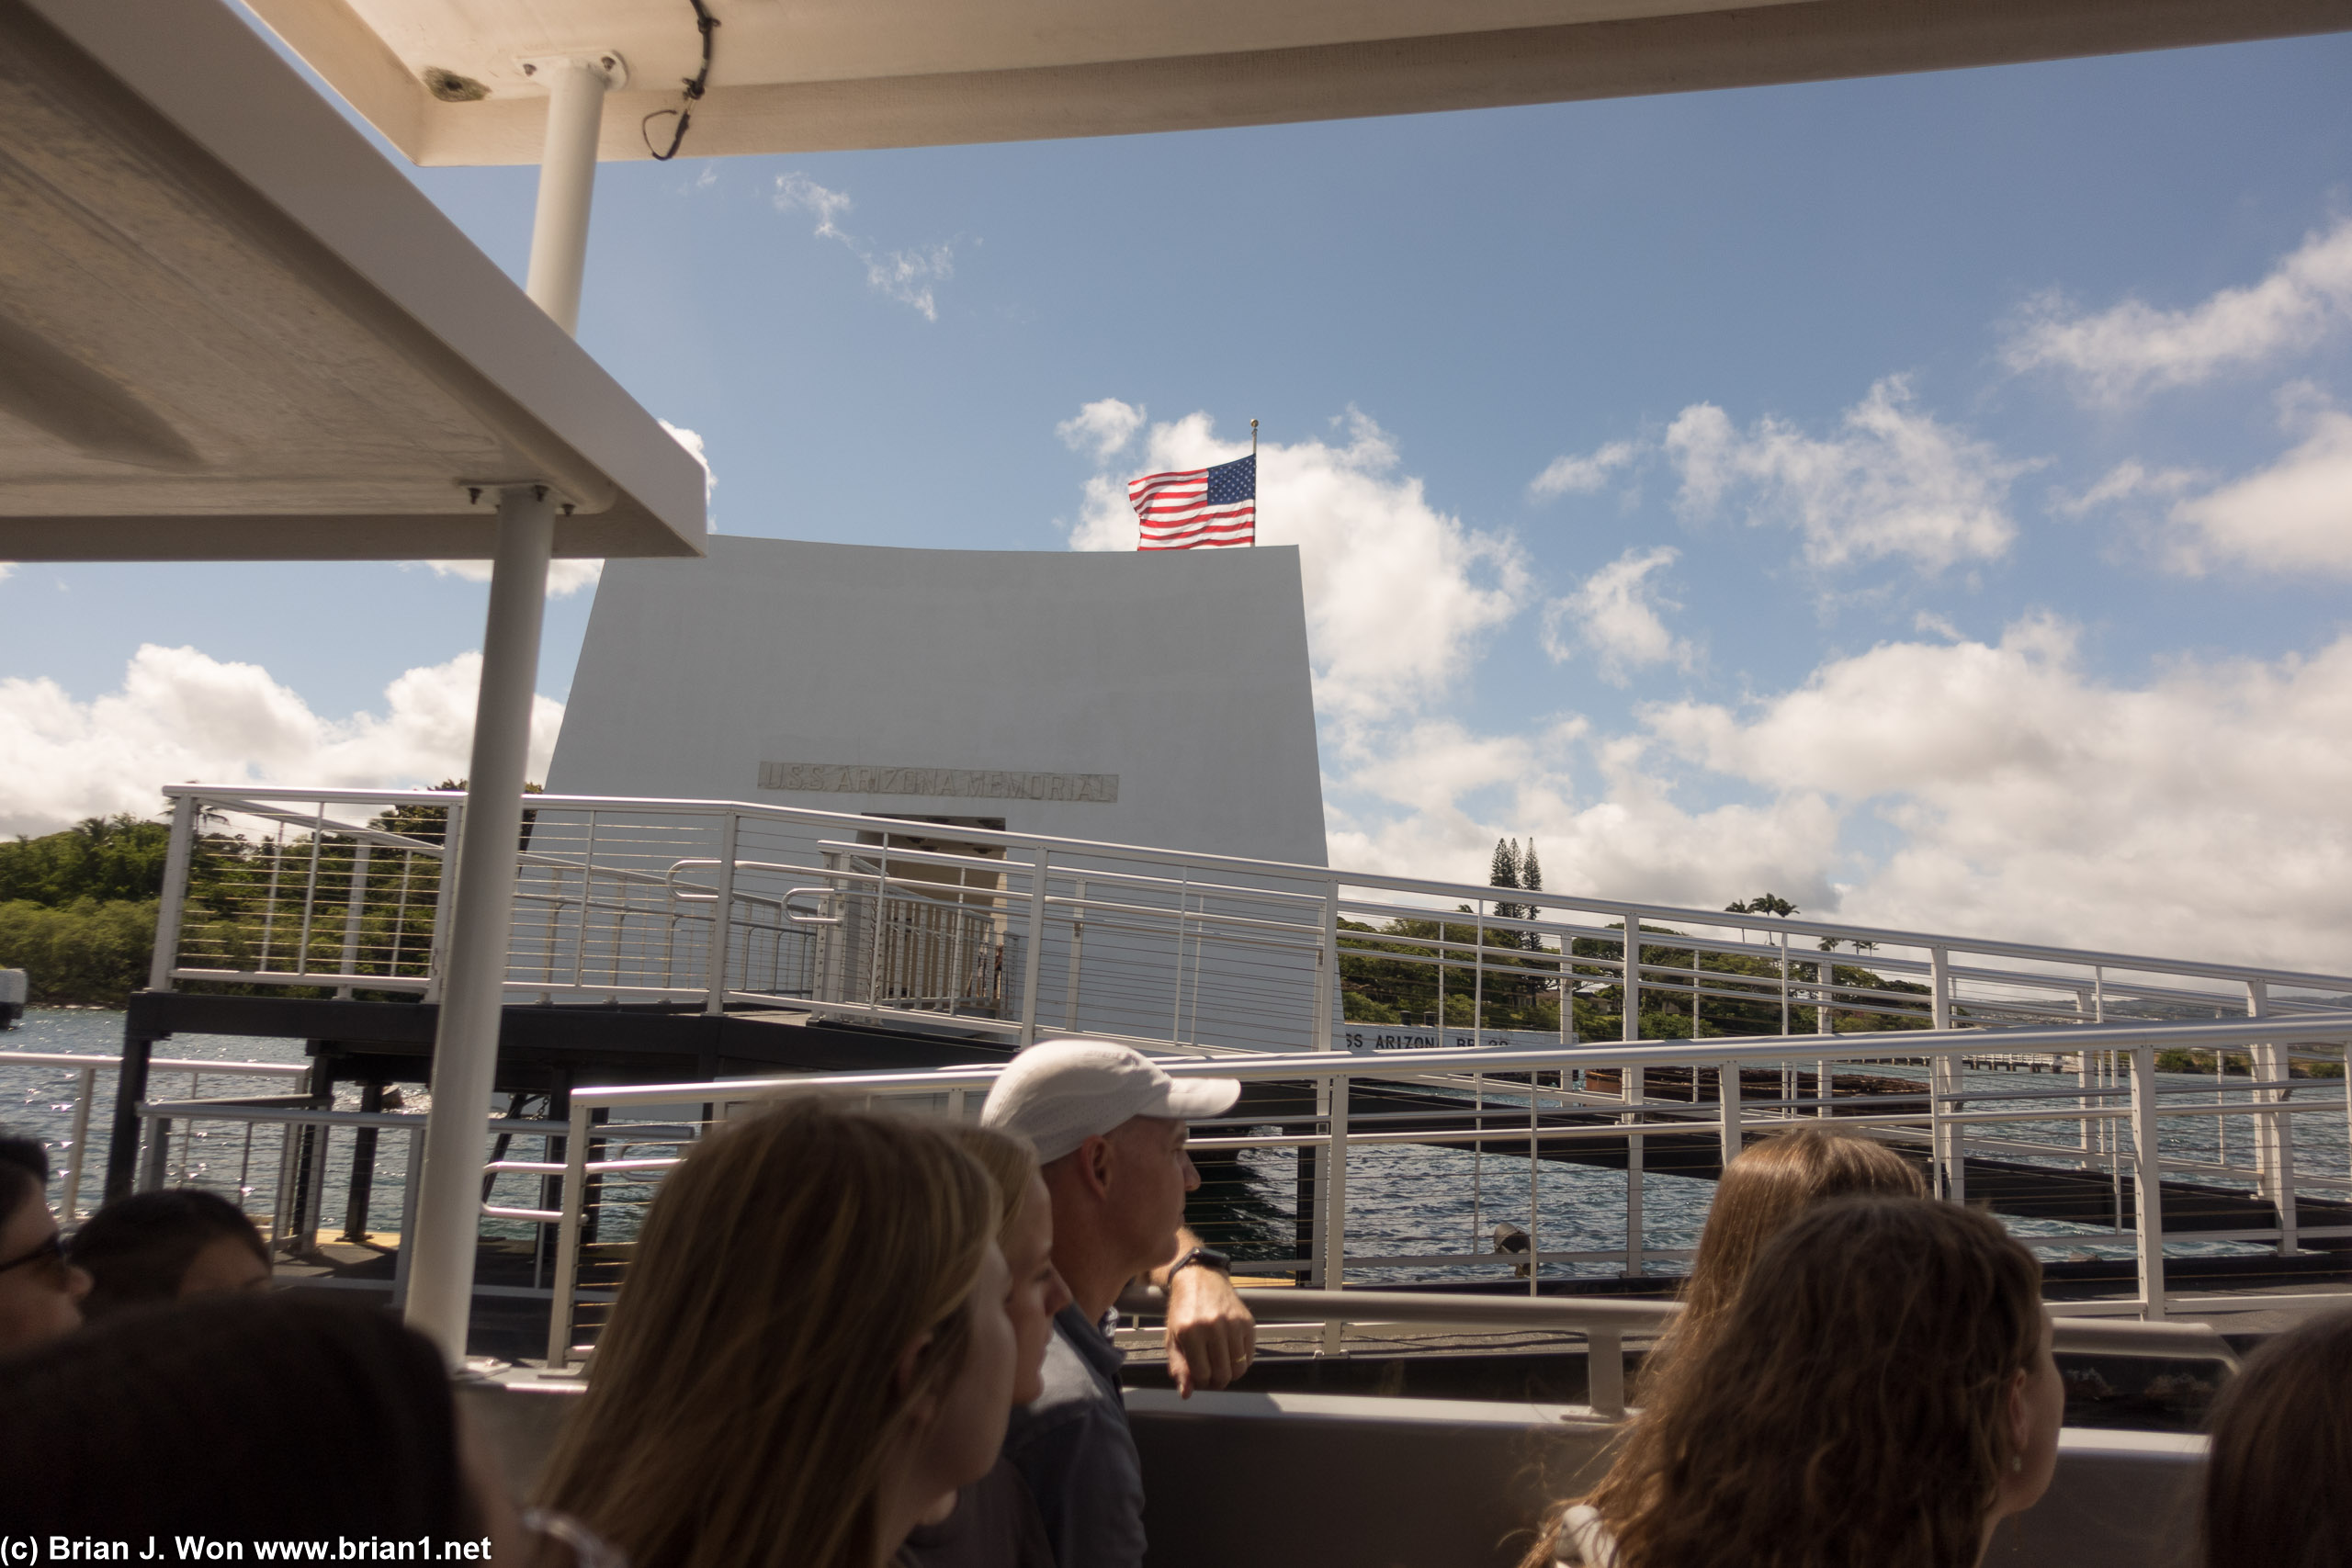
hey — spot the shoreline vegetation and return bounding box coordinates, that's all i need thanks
[0,807,461,1009]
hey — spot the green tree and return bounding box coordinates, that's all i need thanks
[1487,837,1523,939]
[1725,892,1798,918]
[0,897,159,1005]
[0,815,173,906]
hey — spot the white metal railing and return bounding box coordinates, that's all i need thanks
[0,1050,311,1223]
[144,784,2352,1068]
[16,777,2341,1361]
[11,1014,2349,1364]
[526,1017,2352,1368]
[2,1048,584,1303]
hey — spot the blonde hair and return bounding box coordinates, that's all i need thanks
[537,1096,1001,1568]
[1666,1126,1925,1363]
[1587,1199,2041,1568]
[946,1125,1041,1247]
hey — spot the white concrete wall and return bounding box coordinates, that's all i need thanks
[548,536,1327,866]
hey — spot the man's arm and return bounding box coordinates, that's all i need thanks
[1147,1226,1256,1397]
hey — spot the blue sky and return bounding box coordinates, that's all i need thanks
[6,27,2350,964]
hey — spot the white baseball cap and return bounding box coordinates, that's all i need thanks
[979,1040,1241,1163]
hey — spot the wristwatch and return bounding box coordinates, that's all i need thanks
[1168,1245,1231,1280]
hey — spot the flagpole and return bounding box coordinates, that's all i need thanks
[1250,417,1259,547]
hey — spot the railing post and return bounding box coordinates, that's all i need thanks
[1017,847,1049,1047]
[1319,1070,1349,1354]
[390,1125,425,1312]
[1587,1328,1625,1419]
[141,1115,172,1190]
[1622,911,1641,1034]
[1929,946,1962,1201]
[2075,989,2095,1162]
[703,813,741,1015]
[1316,878,1340,1054]
[337,840,372,998]
[1621,911,1645,1278]
[61,1066,96,1222]
[421,800,464,1005]
[1306,1076,1329,1290]
[147,793,200,993]
[1062,878,1086,1032]
[2129,1043,2166,1320]
[1718,1057,1741,1171]
[1528,1076,1541,1298]
[2245,979,2298,1255]
[546,1098,593,1370]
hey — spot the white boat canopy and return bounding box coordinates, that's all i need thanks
[245,0,2351,165]
[0,0,706,563]
[1,0,706,1364]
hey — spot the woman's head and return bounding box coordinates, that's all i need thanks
[1678,1126,1926,1336]
[2202,1310,2352,1568]
[0,1295,475,1538]
[0,1132,88,1354]
[538,1096,1014,1568]
[947,1123,1073,1406]
[1589,1197,2059,1568]
[71,1187,273,1319]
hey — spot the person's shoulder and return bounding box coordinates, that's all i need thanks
[1554,1505,1619,1568]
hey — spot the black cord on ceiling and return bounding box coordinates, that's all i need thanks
[642,0,718,161]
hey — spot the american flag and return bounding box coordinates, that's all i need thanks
[1128,454,1255,549]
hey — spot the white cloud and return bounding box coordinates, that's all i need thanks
[1329,614,2352,968]
[1541,546,1696,685]
[1639,615,2352,966]
[2001,217,2352,401]
[1325,718,1848,918]
[2165,399,2352,578]
[421,557,605,598]
[1530,439,1640,499]
[1064,405,1531,727]
[2051,457,2208,518]
[1664,378,2031,573]
[1057,399,1146,459]
[0,646,563,837]
[0,563,14,583]
[659,419,717,505]
[773,173,954,321]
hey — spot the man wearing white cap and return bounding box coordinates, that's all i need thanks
[981,1040,1253,1568]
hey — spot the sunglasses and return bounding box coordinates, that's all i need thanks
[0,1231,71,1286]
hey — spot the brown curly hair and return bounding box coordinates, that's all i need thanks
[1548,1198,2042,1568]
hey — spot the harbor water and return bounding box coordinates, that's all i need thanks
[6,1009,2346,1284]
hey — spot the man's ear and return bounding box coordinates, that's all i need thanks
[1078,1134,1118,1201]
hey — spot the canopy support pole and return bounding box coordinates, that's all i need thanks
[403,484,554,1364]
[523,54,622,335]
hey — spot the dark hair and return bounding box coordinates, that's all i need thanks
[1575,1198,2043,1568]
[71,1187,270,1319]
[0,1133,48,1228]
[0,1295,472,1538]
[2202,1310,2352,1568]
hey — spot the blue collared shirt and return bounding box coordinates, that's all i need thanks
[1001,1303,1145,1568]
